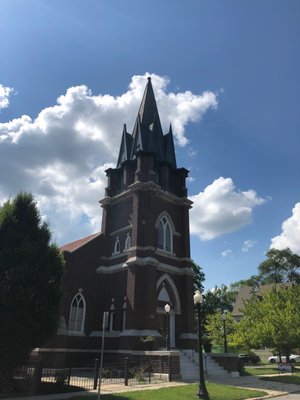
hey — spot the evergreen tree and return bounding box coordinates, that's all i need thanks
[0,193,64,384]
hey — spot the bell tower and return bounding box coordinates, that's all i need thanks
[98,78,196,350]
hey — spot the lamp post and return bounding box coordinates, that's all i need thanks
[193,290,209,399]
[221,312,228,353]
[164,303,170,350]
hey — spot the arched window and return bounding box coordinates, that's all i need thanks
[124,232,131,251]
[114,236,120,254]
[68,293,86,333]
[157,216,172,252]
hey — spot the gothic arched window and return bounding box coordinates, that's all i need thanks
[114,236,120,254]
[68,292,86,333]
[124,232,131,251]
[157,216,173,252]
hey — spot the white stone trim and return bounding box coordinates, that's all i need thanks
[100,181,192,207]
[34,348,180,355]
[96,263,125,274]
[89,331,121,337]
[179,333,198,339]
[119,329,161,337]
[125,256,159,267]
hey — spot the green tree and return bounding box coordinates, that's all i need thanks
[234,285,300,360]
[191,260,205,292]
[0,193,65,385]
[201,285,237,352]
[258,248,300,284]
[206,311,236,350]
[203,284,237,314]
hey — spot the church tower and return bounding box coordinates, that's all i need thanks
[52,78,197,365]
[97,77,196,350]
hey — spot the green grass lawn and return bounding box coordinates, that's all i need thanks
[243,366,281,376]
[244,365,300,376]
[67,383,266,400]
[260,374,300,385]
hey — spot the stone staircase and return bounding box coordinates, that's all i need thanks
[180,349,229,382]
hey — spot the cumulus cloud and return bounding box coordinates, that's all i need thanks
[0,84,13,110]
[190,177,266,240]
[242,240,257,252]
[0,73,217,244]
[270,203,300,254]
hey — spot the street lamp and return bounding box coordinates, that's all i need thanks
[164,303,170,350]
[221,312,228,353]
[193,290,209,399]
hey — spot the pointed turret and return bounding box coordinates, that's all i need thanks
[117,124,133,168]
[130,115,147,158]
[164,124,177,169]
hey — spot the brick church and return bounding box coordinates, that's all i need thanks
[42,78,197,363]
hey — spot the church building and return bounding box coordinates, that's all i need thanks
[43,78,197,365]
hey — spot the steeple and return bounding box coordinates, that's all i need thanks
[137,77,163,135]
[116,77,176,168]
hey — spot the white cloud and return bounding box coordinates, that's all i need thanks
[0,73,217,244]
[270,203,300,254]
[0,84,13,110]
[221,249,233,258]
[190,177,266,240]
[242,239,257,252]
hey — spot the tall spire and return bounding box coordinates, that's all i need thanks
[116,77,177,168]
[137,77,163,135]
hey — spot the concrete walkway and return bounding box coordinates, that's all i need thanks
[207,373,300,398]
[3,374,300,400]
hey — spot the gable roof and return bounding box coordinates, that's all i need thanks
[232,282,293,318]
[60,232,101,252]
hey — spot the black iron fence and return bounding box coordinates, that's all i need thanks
[9,356,170,394]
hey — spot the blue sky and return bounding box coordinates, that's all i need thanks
[1,0,299,290]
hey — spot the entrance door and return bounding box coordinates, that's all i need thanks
[157,312,175,349]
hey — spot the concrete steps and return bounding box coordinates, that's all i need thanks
[180,350,229,382]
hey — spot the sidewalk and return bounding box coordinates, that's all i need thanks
[2,374,300,400]
[206,373,300,398]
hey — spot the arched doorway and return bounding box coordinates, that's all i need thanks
[156,274,181,349]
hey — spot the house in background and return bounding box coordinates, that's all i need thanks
[232,282,292,322]
[39,78,197,368]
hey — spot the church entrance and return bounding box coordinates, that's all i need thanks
[157,311,175,349]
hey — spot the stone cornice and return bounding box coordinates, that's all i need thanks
[100,180,192,208]
[96,257,194,277]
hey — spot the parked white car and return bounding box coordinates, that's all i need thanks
[268,354,300,364]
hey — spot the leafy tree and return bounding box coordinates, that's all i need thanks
[0,193,65,385]
[206,311,236,350]
[229,275,262,291]
[203,284,237,314]
[200,285,237,352]
[258,248,300,284]
[234,285,300,360]
[191,260,205,292]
